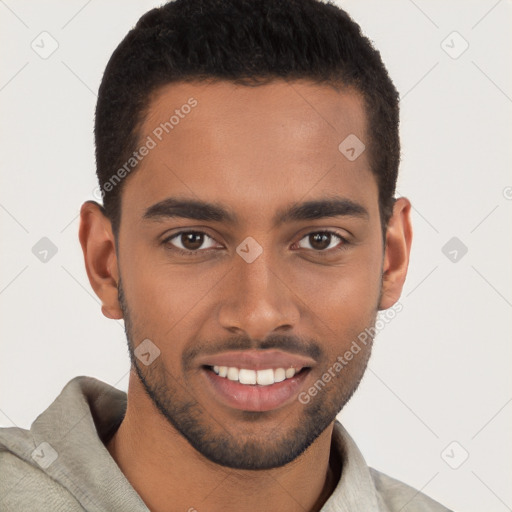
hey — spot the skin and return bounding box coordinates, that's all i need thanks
[79,79,412,512]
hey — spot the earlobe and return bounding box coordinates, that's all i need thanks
[78,201,123,320]
[379,197,413,310]
[101,303,123,320]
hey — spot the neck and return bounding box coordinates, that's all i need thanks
[106,370,341,512]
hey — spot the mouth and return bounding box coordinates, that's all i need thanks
[206,364,308,385]
[201,364,311,412]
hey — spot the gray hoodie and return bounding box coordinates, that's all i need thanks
[0,376,451,511]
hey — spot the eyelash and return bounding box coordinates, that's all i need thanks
[162,229,349,257]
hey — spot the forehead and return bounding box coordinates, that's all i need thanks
[143,79,367,150]
[122,79,377,224]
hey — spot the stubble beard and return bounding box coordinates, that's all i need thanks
[117,277,377,470]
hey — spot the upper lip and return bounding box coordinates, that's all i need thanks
[197,349,316,371]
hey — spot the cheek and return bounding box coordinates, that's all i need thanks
[289,248,382,355]
[291,248,382,313]
[122,253,224,342]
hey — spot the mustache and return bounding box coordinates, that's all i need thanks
[183,333,322,368]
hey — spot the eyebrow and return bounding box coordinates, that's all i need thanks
[142,195,369,227]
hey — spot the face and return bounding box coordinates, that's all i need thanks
[84,79,410,470]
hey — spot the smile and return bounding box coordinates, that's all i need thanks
[208,365,303,386]
[202,365,311,412]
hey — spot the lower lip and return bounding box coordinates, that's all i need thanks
[202,367,310,412]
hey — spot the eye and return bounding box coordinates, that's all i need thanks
[162,229,349,257]
[295,230,348,252]
[163,231,220,255]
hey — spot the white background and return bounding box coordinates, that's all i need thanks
[1,1,511,511]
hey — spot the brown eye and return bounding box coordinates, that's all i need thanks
[296,231,347,252]
[164,231,218,254]
[180,232,205,250]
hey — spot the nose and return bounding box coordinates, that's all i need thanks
[217,243,300,340]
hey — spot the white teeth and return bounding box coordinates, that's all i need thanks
[227,367,239,381]
[239,369,257,385]
[210,366,302,385]
[256,369,274,386]
[273,368,286,383]
[285,368,296,379]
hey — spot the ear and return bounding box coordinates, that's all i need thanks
[78,201,123,320]
[379,197,413,310]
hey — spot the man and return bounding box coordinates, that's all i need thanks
[0,0,451,510]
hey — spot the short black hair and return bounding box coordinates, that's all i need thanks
[94,0,400,239]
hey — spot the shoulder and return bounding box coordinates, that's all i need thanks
[369,467,453,512]
[0,375,119,512]
[329,421,453,512]
[0,448,83,511]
